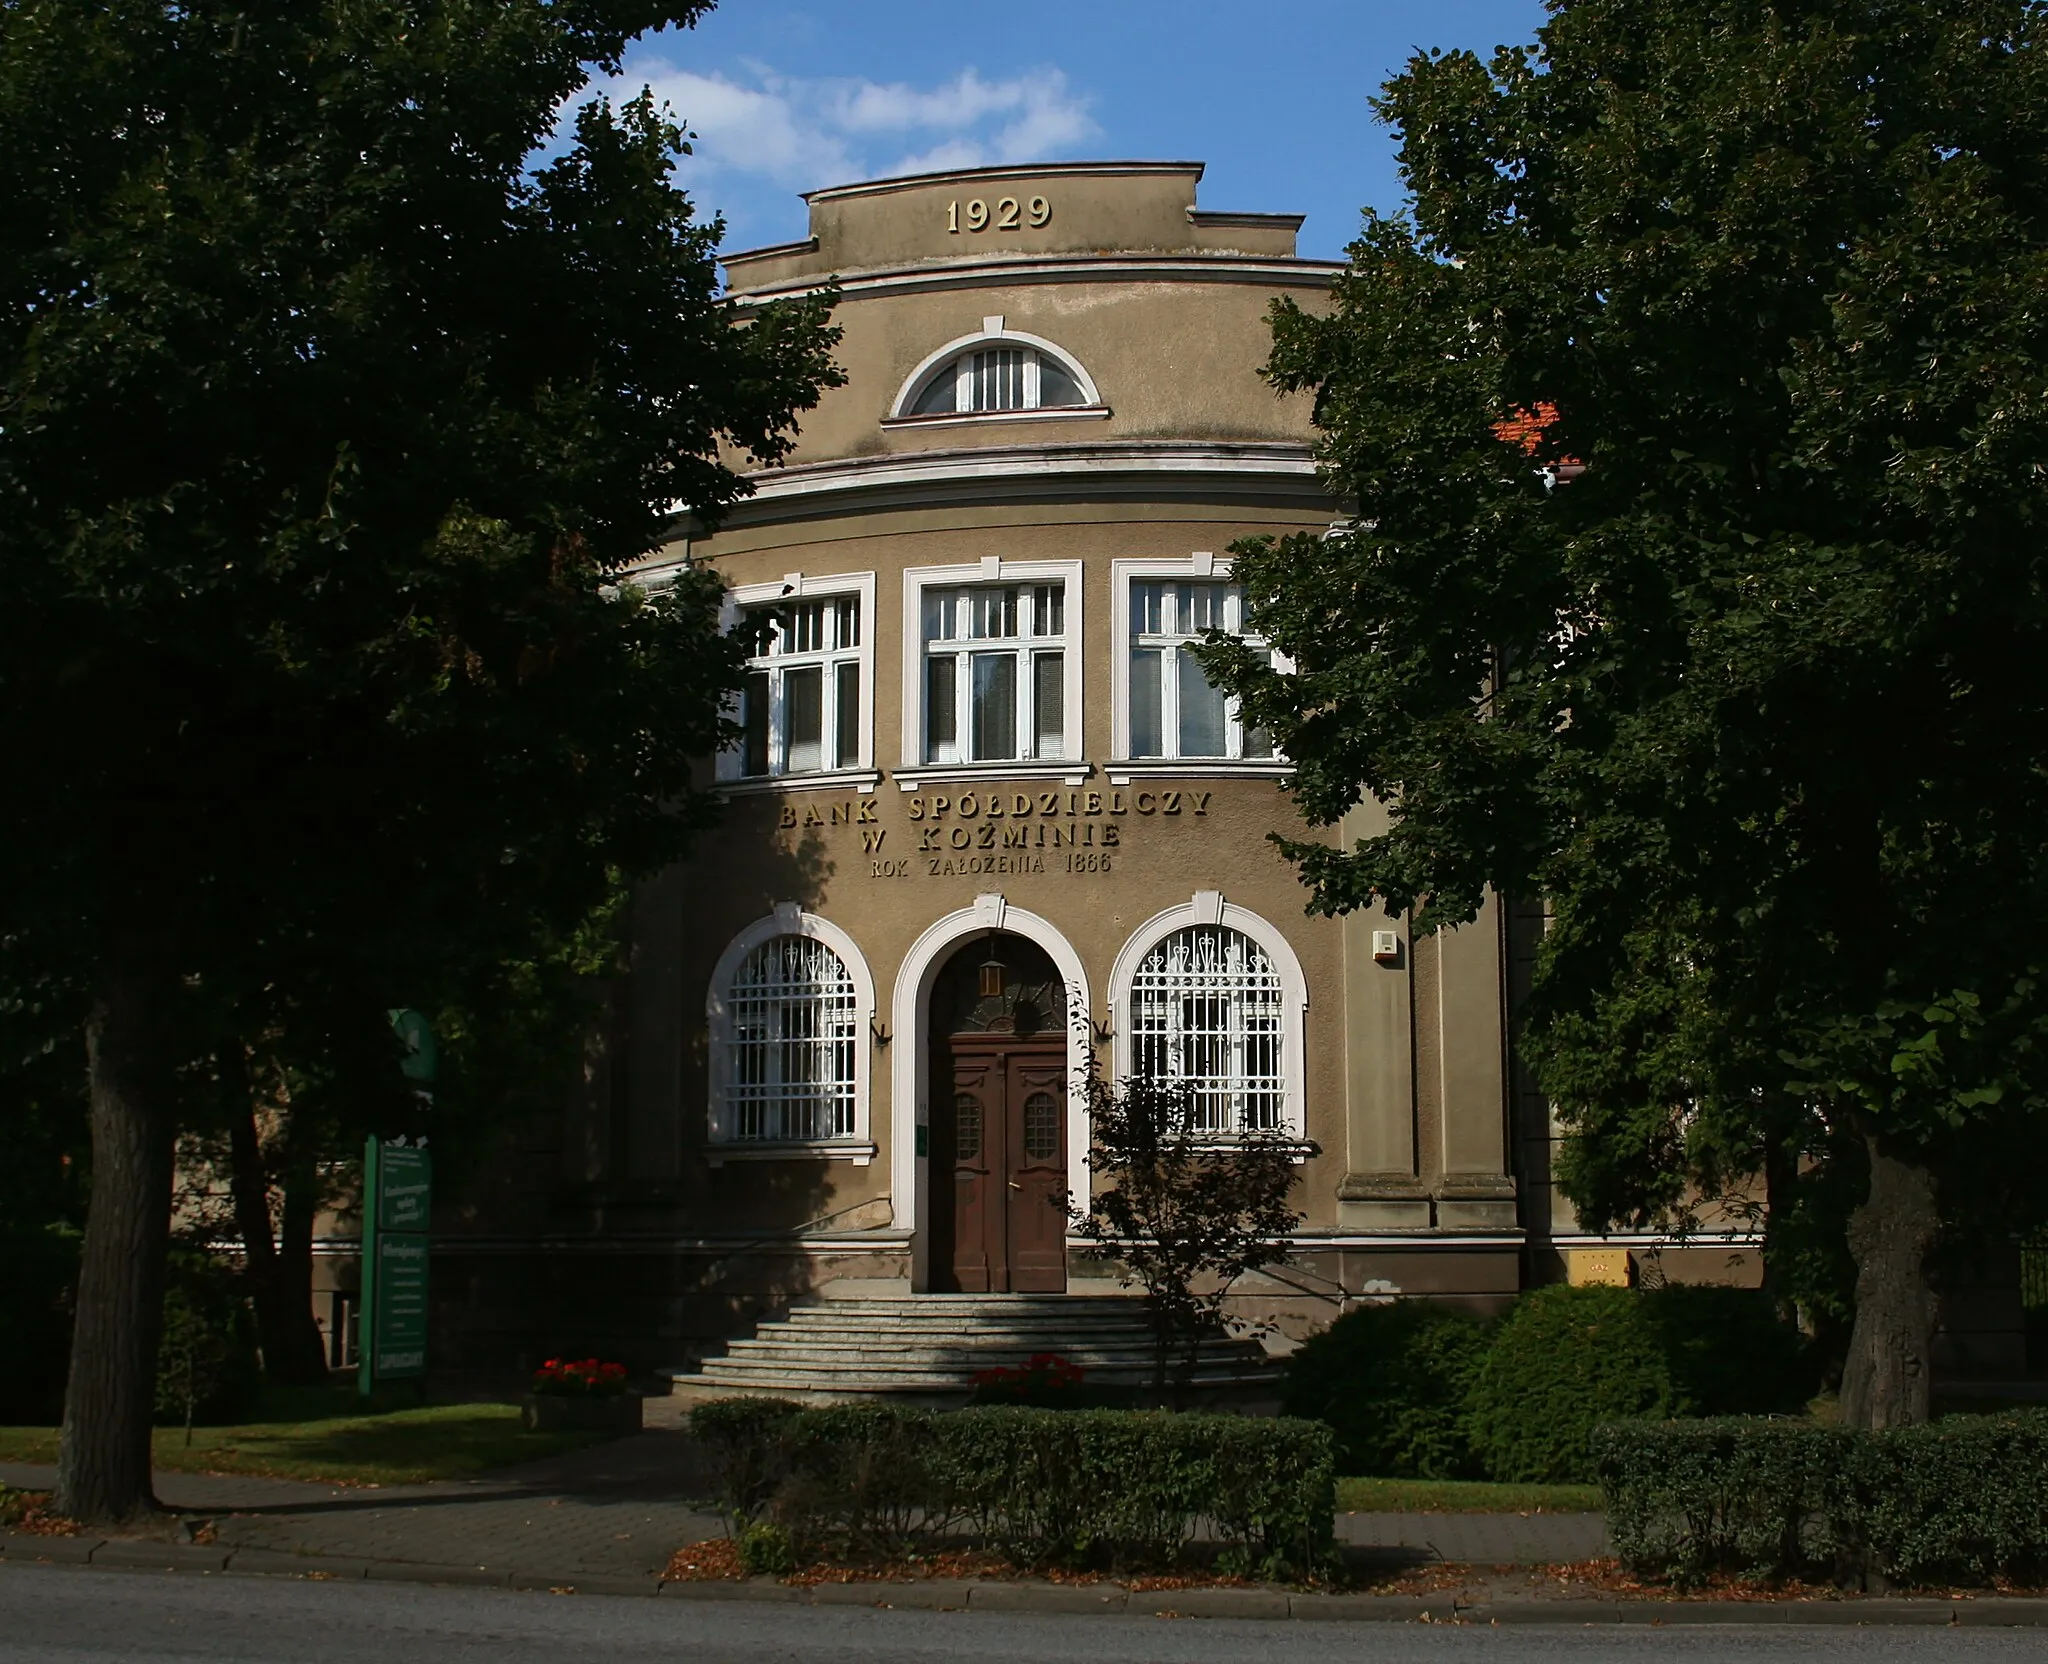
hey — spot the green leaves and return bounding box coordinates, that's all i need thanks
[1201,0,2048,1286]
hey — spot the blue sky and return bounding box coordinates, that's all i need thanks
[600,1,1551,263]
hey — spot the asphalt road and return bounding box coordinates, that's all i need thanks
[3,1567,2043,1664]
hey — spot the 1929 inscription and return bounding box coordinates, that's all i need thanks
[947,195,1051,233]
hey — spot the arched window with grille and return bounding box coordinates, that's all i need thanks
[1110,899,1308,1138]
[708,912,875,1155]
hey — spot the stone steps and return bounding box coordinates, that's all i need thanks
[662,1292,1282,1403]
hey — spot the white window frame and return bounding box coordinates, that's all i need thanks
[717,570,879,794]
[898,557,1088,789]
[1107,893,1309,1143]
[706,905,876,1163]
[883,317,1107,431]
[1110,552,1293,783]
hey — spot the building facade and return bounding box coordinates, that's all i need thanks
[424,161,1759,1374]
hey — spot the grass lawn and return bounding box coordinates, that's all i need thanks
[0,1398,611,1487]
[1336,1475,1604,1513]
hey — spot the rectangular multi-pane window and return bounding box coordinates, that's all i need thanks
[923,583,1069,763]
[1127,580,1273,761]
[736,594,862,777]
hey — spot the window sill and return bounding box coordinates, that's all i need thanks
[881,405,1110,432]
[1105,760,1293,784]
[716,769,883,797]
[894,759,1093,790]
[706,1141,877,1167]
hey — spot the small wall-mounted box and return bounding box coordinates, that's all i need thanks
[1371,929,1401,963]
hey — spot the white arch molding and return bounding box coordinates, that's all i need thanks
[1105,891,1311,1139]
[705,903,878,1157]
[887,321,1103,419]
[890,894,1093,1290]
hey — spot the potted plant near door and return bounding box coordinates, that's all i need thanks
[523,1357,642,1433]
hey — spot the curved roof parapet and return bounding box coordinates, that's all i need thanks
[722,159,1313,291]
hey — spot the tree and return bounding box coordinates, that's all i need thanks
[0,0,840,1522]
[1204,0,2048,1428]
[1070,1066,1311,1400]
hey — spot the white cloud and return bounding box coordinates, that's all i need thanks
[586,56,1101,245]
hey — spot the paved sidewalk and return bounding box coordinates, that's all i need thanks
[3,1429,1605,1578]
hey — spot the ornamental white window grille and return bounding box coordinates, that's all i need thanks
[1127,580,1273,761]
[1127,925,1285,1133]
[725,935,859,1140]
[737,594,861,777]
[906,345,1089,416]
[921,582,1070,763]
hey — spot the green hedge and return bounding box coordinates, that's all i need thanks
[1279,1301,1489,1478]
[1286,1284,1816,1484]
[690,1398,1334,1578]
[1593,1412,2048,1586]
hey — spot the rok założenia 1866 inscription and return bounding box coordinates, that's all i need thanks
[776,786,1215,880]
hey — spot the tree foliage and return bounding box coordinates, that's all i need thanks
[1203,0,2048,1425]
[0,0,841,1519]
[1070,1066,1311,1399]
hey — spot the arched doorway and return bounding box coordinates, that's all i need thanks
[928,932,1069,1293]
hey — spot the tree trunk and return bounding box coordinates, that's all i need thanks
[272,1147,330,1383]
[225,1078,292,1378]
[1838,1136,1940,1430]
[55,940,177,1525]
[226,1067,330,1386]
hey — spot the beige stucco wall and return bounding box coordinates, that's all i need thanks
[565,162,1537,1316]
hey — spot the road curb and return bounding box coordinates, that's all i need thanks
[7,1543,2048,1622]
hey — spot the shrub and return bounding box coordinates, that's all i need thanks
[154,1250,260,1436]
[0,1224,77,1424]
[690,1395,802,1528]
[688,1397,1334,1579]
[1279,1301,1490,1477]
[1464,1284,1681,1482]
[1643,1286,1818,1417]
[967,1352,1087,1408]
[531,1358,629,1397]
[1594,1411,2048,1587]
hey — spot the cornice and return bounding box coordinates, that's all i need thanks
[726,252,1344,307]
[669,440,1333,529]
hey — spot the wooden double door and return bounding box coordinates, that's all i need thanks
[932,1037,1068,1293]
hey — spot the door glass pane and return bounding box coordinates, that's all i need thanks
[954,1093,982,1162]
[1032,652,1064,759]
[834,661,860,768]
[1177,650,1227,758]
[926,654,959,763]
[1130,648,1164,757]
[783,665,823,773]
[1023,1091,1060,1162]
[742,670,770,777]
[971,652,1017,760]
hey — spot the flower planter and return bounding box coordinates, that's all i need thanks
[521,1392,643,1434]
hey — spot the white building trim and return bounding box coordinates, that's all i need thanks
[1106,891,1310,1139]
[885,317,1103,419]
[706,904,878,1161]
[898,558,1086,776]
[890,896,1093,1289]
[715,569,877,785]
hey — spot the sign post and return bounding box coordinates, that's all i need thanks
[359,1011,438,1400]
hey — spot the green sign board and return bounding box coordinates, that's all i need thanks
[372,1232,430,1374]
[359,1137,431,1391]
[378,1145,432,1232]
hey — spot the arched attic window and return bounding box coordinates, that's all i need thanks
[888,322,1104,424]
